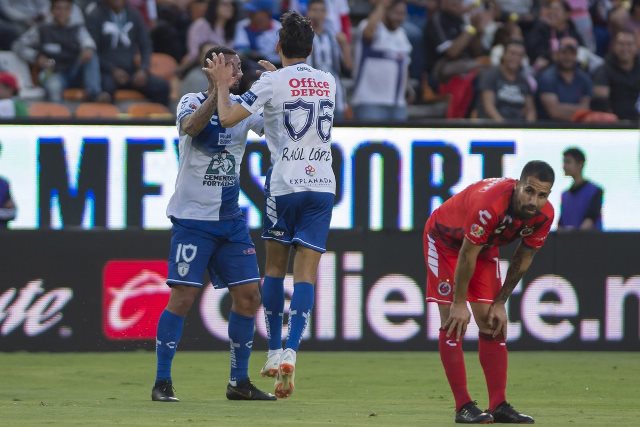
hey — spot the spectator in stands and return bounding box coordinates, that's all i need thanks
[234,0,281,65]
[289,0,353,40]
[495,0,540,35]
[565,0,596,51]
[559,147,603,231]
[526,0,585,72]
[13,0,109,103]
[185,0,237,64]
[150,0,192,62]
[0,72,28,118]
[86,0,170,105]
[477,39,536,122]
[423,0,490,118]
[0,0,49,49]
[233,0,281,91]
[537,36,592,121]
[0,143,17,229]
[593,29,640,121]
[306,0,352,121]
[352,0,413,121]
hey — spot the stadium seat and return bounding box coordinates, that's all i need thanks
[75,103,121,118]
[0,51,45,100]
[114,89,146,101]
[63,88,86,101]
[28,102,72,118]
[127,102,173,119]
[150,53,178,81]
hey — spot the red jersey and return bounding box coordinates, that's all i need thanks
[425,178,554,252]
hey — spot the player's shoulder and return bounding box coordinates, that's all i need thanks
[178,91,205,106]
[540,200,555,220]
[470,178,516,203]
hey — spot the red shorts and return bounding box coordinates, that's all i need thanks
[423,231,501,304]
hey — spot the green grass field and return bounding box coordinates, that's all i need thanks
[1,351,638,426]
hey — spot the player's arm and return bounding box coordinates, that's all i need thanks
[210,54,251,127]
[488,242,537,337]
[181,94,218,137]
[445,238,484,340]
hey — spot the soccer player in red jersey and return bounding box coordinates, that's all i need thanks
[423,160,555,424]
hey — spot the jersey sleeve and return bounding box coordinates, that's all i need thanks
[463,204,500,246]
[246,111,264,136]
[239,72,273,114]
[523,207,555,249]
[176,93,199,131]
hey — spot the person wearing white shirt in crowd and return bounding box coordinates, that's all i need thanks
[352,0,413,121]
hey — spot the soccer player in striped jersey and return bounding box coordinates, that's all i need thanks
[211,11,336,399]
[423,161,555,424]
[152,46,276,402]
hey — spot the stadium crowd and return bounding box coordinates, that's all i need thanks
[0,0,639,122]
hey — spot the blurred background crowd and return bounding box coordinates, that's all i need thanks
[0,0,638,123]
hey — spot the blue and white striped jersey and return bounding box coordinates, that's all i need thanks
[167,92,264,221]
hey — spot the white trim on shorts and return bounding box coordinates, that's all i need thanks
[228,277,262,286]
[167,279,203,287]
[292,237,326,253]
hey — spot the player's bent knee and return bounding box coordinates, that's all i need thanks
[167,286,199,315]
[230,283,262,314]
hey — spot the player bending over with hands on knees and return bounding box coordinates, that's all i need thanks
[211,11,337,399]
[423,160,555,423]
[151,46,277,402]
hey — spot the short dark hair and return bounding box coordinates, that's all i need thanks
[279,11,314,58]
[563,147,586,163]
[51,0,73,5]
[520,160,555,184]
[203,46,237,68]
[504,39,526,50]
[308,0,325,7]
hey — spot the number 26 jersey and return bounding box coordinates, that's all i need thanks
[239,63,337,197]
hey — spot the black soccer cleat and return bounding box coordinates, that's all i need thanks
[151,380,179,402]
[226,379,277,401]
[455,401,494,424]
[489,402,534,424]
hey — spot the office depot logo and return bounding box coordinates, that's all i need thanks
[102,260,170,340]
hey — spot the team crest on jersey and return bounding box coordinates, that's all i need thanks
[241,90,257,106]
[438,281,452,296]
[520,227,534,236]
[177,262,190,277]
[305,165,316,176]
[470,224,485,238]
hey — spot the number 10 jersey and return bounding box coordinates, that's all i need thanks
[239,63,337,197]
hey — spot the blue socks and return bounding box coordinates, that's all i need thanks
[262,276,285,351]
[228,311,255,384]
[286,282,314,351]
[155,309,185,382]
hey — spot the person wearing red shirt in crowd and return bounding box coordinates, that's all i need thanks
[423,160,555,424]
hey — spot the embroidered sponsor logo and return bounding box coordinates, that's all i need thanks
[241,90,257,106]
[520,227,534,236]
[267,229,285,237]
[470,223,485,238]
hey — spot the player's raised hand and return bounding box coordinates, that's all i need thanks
[487,302,508,339]
[444,302,471,341]
[202,57,217,87]
[256,60,277,78]
[208,53,235,87]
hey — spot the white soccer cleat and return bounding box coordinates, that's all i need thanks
[260,349,282,378]
[274,348,296,399]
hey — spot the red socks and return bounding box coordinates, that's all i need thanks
[438,328,472,411]
[478,332,508,411]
